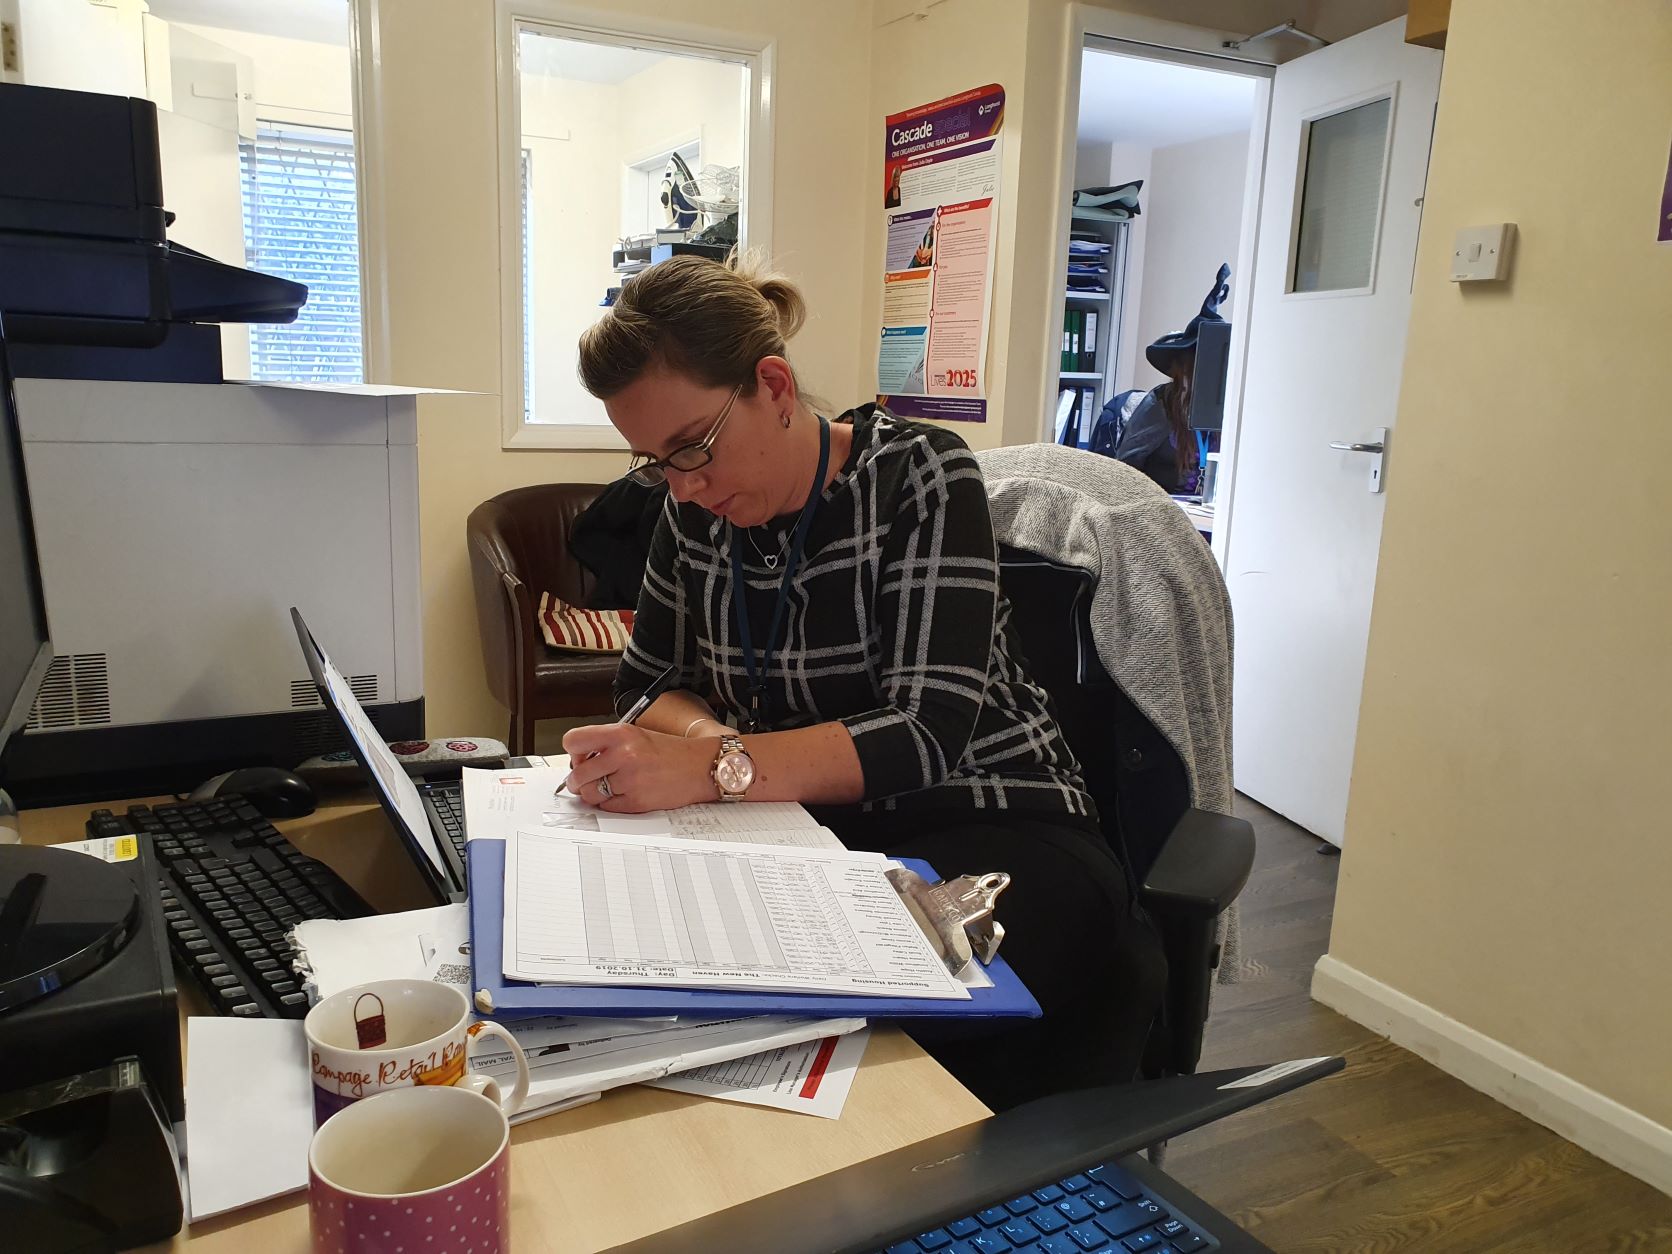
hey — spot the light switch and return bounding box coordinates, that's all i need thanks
[1450,223,1516,281]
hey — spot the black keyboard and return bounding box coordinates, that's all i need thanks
[878,1159,1218,1254]
[425,781,466,862]
[87,797,372,1019]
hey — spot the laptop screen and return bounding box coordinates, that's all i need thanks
[289,608,450,895]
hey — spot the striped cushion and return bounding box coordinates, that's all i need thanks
[536,593,634,653]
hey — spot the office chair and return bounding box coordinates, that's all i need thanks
[997,549,1253,1079]
[466,484,619,755]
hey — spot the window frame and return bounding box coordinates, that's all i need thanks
[1281,82,1401,302]
[493,0,776,451]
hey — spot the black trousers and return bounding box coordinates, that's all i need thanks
[819,808,1167,1112]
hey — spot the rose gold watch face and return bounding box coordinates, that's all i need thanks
[715,751,755,795]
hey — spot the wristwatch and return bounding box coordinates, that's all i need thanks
[712,735,756,802]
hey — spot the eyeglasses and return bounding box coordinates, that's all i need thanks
[624,384,745,487]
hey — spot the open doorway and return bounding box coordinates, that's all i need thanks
[1051,42,1270,551]
[1050,18,1445,849]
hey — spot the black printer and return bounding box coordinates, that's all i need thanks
[0,81,307,383]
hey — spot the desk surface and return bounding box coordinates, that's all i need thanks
[20,794,991,1253]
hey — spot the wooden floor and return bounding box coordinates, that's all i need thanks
[1168,798,1672,1253]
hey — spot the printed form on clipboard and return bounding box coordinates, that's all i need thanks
[502,828,972,1001]
[461,759,848,850]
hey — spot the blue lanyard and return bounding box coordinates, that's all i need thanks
[730,416,831,733]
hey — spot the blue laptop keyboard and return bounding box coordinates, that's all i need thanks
[877,1160,1218,1254]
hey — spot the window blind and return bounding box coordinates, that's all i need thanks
[1290,97,1392,294]
[239,123,364,383]
[522,147,535,420]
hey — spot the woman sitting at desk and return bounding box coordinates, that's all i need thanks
[561,254,1162,1110]
[1101,263,1230,494]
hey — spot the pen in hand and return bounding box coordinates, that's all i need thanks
[564,664,679,794]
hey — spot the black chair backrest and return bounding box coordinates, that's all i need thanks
[998,545,1191,885]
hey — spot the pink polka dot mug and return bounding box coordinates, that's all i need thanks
[308,1083,510,1254]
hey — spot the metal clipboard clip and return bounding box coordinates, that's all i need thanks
[886,867,1011,976]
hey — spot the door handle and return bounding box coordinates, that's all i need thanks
[1330,428,1388,493]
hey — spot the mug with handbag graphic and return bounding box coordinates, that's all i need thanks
[303,979,529,1127]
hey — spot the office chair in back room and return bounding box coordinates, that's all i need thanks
[977,443,1254,1080]
[467,484,619,755]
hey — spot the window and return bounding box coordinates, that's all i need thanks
[1289,96,1393,294]
[239,123,364,383]
[499,11,771,449]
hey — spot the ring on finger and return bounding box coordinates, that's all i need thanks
[597,775,614,801]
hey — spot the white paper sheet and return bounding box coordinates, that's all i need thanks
[650,1028,870,1118]
[502,828,969,999]
[296,904,672,1055]
[291,903,463,999]
[463,764,846,849]
[501,1016,865,1110]
[597,802,839,847]
[184,1018,313,1221]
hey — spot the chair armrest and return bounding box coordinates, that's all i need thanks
[1139,808,1255,921]
[467,524,533,710]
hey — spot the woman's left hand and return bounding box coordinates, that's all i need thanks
[560,723,717,813]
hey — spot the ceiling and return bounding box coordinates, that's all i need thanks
[145,0,350,45]
[1078,50,1259,150]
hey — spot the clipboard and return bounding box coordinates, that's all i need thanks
[466,839,1042,1020]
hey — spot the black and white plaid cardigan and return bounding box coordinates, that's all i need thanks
[615,404,1092,817]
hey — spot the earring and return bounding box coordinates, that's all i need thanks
[780,411,792,429]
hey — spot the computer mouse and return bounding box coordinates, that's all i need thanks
[190,766,317,819]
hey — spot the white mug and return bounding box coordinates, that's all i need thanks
[304,978,529,1127]
[309,1084,511,1254]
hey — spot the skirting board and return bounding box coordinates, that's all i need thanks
[1312,954,1672,1197]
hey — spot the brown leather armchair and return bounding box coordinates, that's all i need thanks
[467,484,620,754]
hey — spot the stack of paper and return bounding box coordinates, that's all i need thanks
[293,891,874,1122]
[501,828,972,1000]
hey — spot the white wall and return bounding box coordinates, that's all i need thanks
[617,54,743,169]
[14,0,147,95]
[179,25,354,121]
[1129,129,1248,390]
[521,74,621,426]
[520,51,746,427]
[1104,140,1152,394]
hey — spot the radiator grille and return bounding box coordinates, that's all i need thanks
[26,654,112,730]
[289,674,378,709]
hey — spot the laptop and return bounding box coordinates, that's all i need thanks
[291,608,468,904]
[601,1057,1344,1254]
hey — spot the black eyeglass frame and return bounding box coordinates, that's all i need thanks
[624,382,746,486]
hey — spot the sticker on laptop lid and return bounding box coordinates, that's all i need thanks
[57,835,139,863]
[1218,1057,1332,1089]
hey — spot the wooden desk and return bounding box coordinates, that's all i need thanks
[20,795,990,1252]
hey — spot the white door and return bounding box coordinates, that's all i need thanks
[1223,19,1441,844]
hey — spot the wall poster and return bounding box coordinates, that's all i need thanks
[876,84,1004,424]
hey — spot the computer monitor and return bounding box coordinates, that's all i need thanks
[0,314,52,766]
[1188,319,1232,431]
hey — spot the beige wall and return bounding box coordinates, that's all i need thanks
[361,0,870,738]
[1327,0,1672,1128]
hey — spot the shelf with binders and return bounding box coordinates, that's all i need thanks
[1055,215,1130,447]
